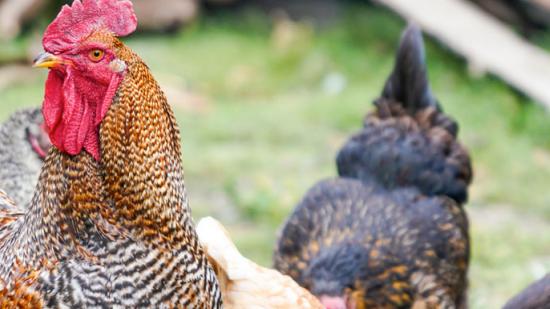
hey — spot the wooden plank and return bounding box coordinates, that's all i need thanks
[375,0,550,110]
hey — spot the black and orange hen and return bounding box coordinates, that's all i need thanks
[274,25,472,309]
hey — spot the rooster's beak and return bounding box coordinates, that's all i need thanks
[33,52,62,69]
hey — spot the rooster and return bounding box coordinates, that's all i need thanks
[0,108,50,207]
[0,0,222,307]
[197,216,323,309]
[273,25,472,309]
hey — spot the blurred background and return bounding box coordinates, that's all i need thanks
[1,0,549,307]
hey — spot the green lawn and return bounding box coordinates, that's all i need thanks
[1,4,549,308]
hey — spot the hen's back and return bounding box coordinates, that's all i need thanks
[275,178,469,308]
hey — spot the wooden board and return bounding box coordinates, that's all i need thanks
[375,0,550,109]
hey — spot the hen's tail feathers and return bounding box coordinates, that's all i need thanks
[373,24,458,136]
[379,24,439,114]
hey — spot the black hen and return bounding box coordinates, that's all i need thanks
[274,25,472,309]
[503,274,550,309]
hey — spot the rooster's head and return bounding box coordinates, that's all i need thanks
[33,0,137,161]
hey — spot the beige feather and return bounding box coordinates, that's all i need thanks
[197,217,323,309]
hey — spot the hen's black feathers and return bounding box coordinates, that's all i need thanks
[337,25,471,204]
[337,109,471,203]
[274,25,472,308]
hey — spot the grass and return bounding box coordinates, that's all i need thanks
[1,4,549,308]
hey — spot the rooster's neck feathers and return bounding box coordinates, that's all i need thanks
[100,47,198,248]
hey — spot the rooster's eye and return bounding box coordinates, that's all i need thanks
[88,49,105,62]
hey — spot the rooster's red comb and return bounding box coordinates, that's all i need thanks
[43,0,137,54]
